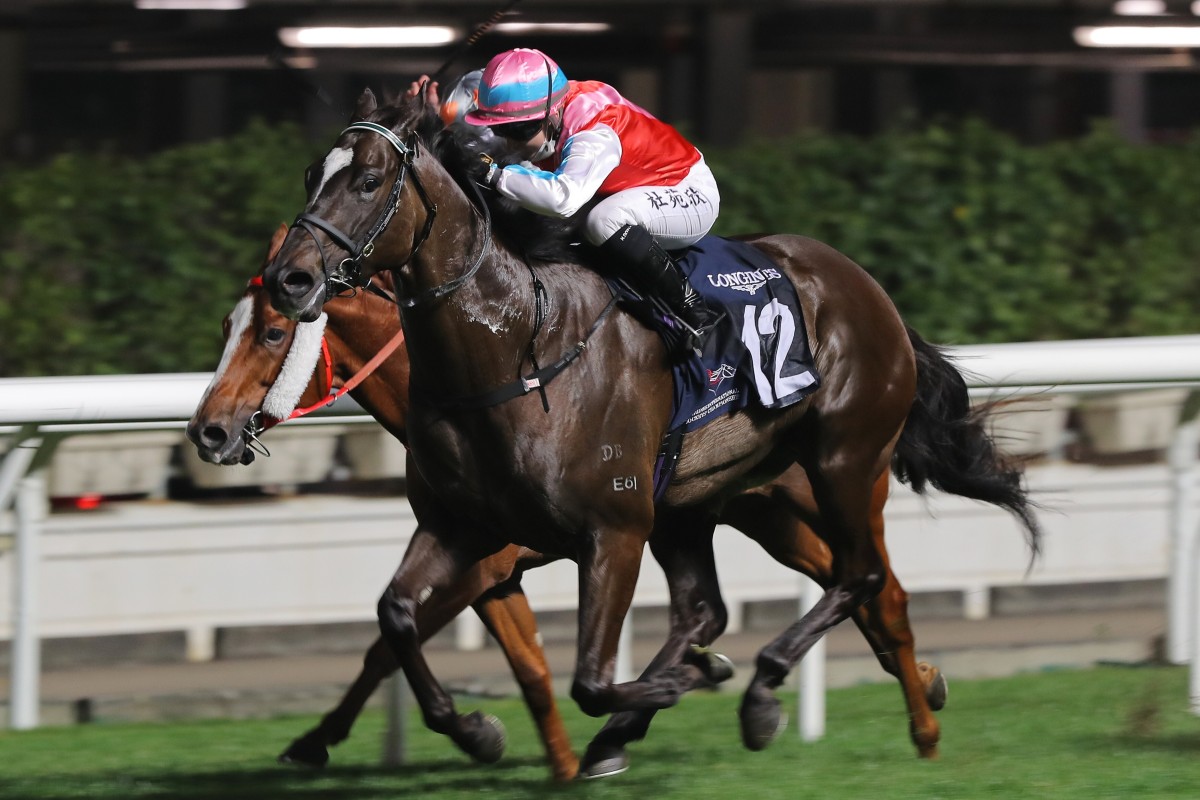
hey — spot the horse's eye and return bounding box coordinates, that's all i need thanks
[304,164,319,193]
[264,328,287,345]
[363,175,381,193]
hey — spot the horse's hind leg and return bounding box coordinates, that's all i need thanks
[720,470,943,757]
[830,473,944,756]
[739,442,898,750]
[855,564,945,757]
[579,511,729,778]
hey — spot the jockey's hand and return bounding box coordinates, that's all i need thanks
[405,75,440,106]
[465,153,499,189]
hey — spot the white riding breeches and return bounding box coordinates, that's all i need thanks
[583,157,721,250]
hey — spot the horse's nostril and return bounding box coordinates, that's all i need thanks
[283,270,315,295]
[200,426,229,450]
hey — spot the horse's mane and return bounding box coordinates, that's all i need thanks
[372,94,589,266]
[437,124,591,266]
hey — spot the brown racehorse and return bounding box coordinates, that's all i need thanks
[193,224,952,777]
[260,92,1040,767]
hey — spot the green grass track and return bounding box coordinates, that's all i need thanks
[0,665,1197,799]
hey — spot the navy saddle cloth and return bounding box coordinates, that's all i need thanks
[665,236,820,431]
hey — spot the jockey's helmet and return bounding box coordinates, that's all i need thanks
[464,49,568,130]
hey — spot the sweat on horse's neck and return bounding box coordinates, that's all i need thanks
[391,159,518,338]
[398,254,537,399]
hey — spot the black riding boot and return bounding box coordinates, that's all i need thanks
[600,223,714,355]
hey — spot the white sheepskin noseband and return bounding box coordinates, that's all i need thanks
[262,312,328,419]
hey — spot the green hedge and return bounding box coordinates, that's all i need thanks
[1,118,1198,376]
[0,121,318,377]
[710,120,1200,344]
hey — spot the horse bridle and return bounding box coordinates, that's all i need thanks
[290,120,490,308]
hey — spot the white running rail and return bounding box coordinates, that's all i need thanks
[1,335,1199,732]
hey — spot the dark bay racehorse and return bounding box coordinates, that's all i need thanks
[261,91,1040,764]
[188,226,578,779]
[192,224,952,776]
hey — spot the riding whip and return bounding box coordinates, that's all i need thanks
[430,0,524,82]
[268,47,340,112]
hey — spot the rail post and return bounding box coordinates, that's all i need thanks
[381,672,408,766]
[10,461,47,729]
[797,576,826,741]
[1168,409,1199,663]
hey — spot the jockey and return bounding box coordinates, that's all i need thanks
[459,48,721,355]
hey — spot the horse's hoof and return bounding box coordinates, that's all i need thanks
[459,711,506,764]
[919,662,948,711]
[277,733,330,768]
[686,644,736,684]
[578,745,630,780]
[739,689,787,751]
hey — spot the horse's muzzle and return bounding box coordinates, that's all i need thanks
[186,419,249,466]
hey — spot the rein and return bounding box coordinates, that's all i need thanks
[276,327,405,424]
[399,175,492,309]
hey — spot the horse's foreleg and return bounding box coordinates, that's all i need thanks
[579,516,729,778]
[570,527,701,718]
[377,526,509,765]
[473,583,579,781]
[280,547,521,768]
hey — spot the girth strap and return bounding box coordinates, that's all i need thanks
[652,426,685,502]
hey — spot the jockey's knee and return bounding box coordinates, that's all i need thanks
[585,209,637,247]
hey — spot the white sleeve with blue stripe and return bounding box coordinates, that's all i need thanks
[494,124,622,218]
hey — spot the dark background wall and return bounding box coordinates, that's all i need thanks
[3,0,1199,159]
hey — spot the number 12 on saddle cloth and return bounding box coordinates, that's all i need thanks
[667,235,820,433]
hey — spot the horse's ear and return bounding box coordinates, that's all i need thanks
[353,88,378,121]
[265,223,288,265]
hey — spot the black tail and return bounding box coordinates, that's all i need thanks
[892,326,1043,559]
